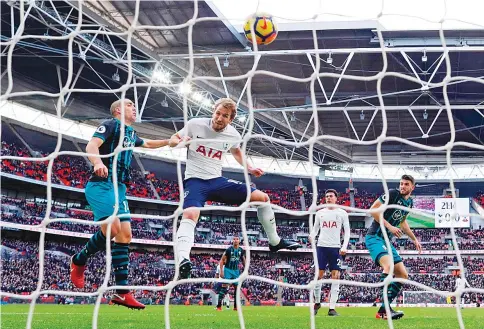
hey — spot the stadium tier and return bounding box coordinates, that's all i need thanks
[2,193,484,249]
[1,128,484,308]
[2,238,483,306]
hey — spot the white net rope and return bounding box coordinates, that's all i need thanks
[1,0,484,329]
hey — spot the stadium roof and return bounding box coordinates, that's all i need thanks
[1,0,484,166]
[211,0,484,32]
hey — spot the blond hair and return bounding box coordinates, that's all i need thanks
[110,99,133,116]
[213,98,237,120]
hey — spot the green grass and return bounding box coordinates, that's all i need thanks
[1,304,483,329]
[407,212,435,228]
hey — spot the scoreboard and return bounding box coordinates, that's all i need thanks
[434,198,470,228]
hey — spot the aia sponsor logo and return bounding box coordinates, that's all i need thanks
[196,145,222,160]
[321,221,337,228]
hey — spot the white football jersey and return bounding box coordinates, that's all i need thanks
[310,208,350,249]
[216,264,221,275]
[456,277,469,289]
[177,118,241,180]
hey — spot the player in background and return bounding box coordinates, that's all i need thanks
[169,98,301,279]
[214,263,230,309]
[456,276,471,308]
[365,174,422,320]
[216,237,246,311]
[70,99,169,309]
[309,189,350,317]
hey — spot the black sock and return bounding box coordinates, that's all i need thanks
[73,230,107,265]
[217,286,228,307]
[387,282,403,305]
[112,242,129,295]
[378,273,389,311]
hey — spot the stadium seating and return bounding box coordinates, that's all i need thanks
[475,192,484,208]
[3,194,484,250]
[1,238,483,305]
[2,136,484,306]
[1,141,302,208]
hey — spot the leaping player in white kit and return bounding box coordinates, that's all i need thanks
[169,98,301,279]
[309,189,350,316]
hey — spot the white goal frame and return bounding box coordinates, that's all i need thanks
[1,1,484,329]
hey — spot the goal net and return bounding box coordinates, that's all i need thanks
[1,1,483,329]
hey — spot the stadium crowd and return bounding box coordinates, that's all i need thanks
[2,139,484,307]
[1,238,483,305]
[3,194,484,251]
[2,194,484,250]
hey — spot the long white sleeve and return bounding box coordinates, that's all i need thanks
[341,213,350,251]
[310,215,320,241]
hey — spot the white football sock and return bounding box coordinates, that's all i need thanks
[176,219,195,265]
[314,282,322,303]
[329,283,340,309]
[257,203,281,246]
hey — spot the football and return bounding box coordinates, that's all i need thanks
[243,14,278,45]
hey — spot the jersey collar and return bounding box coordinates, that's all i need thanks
[114,117,133,129]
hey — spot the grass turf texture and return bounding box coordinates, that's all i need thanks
[1,305,482,329]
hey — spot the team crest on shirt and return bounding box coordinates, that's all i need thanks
[392,209,404,220]
[96,126,106,133]
[123,136,135,148]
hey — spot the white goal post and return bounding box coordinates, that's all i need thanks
[2,1,484,329]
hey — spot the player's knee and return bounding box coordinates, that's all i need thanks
[118,224,132,243]
[110,226,119,237]
[120,230,132,243]
[103,221,121,237]
[183,208,199,223]
[251,190,269,203]
[397,269,409,280]
[381,263,391,274]
[331,271,340,280]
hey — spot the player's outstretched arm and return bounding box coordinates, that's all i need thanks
[168,132,191,148]
[230,147,263,177]
[169,133,182,147]
[140,139,170,149]
[400,218,422,253]
[370,199,403,237]
[86,137,108,178]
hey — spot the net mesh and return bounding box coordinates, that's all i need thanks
[1,1,484,329]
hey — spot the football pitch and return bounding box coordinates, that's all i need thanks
[1,305,483,329]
